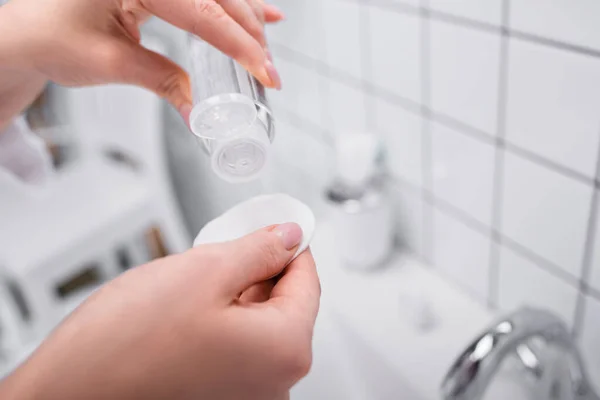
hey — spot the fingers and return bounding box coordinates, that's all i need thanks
[269,249,320,326]
[140,0,278,88]
[238,280,275,303]
[261,2,285,23]
[218,0,265,47]
[97,40,192,114]
[217,223,303,297]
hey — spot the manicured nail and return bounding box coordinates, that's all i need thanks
[178,103,193,129]
[265,60,282,90]
[265,48,273,63]
[274,222,302,250]
[265,4,285,21]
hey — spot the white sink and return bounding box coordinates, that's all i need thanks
[291,302,425,400]
[301,220,591,400]
[301,220,497,400]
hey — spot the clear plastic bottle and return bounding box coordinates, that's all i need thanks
[187,34,275,183]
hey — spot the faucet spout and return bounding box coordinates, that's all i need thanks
[441,307,599,400]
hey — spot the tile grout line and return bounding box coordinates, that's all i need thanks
[509,29,600,60]
[428,8,500,34]
[360,0,600,61]
[572,125,600,337]
[271,5,600,310]
[388,163,586,292]
[419,0,434,264]
[487,0,511,309]
[499,235,581,288]
[271,42,597,189]
[428,189,583,289]
[314,4,332,144]
[587,284,600,302]
[358,0,376,132]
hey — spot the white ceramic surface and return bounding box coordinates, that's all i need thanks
[506,39,600,178]
[579,294,600,393]
[366,7,421,103]
[194,194,316,260]
[391,184,426,257]
[510,0,600,52]
[431,121,496,227]
[430,19,501,135]
[429,0,503,26]
[270,59,324,128]
[498,245,579,328]
[325,79,367,135]
[501,152,593,277]
[322,0,362,79]
[432,209,491,302]
[266,0,326,61]
[588,196,600,293]
[373,96,423,188]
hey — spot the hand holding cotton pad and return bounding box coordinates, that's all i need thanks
[194,194,316,261]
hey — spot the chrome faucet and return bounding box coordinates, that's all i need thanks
[441,307,599,400]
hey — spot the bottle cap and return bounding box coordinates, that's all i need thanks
[209,120,271,183]
[189,93,258,140]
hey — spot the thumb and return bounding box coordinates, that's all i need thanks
[118,42,192,121]
[219,223,303,297]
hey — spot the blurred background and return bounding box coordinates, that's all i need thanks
[1,0,600,398]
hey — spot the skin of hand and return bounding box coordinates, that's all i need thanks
[0,0,284,130]
[0,223,320,400]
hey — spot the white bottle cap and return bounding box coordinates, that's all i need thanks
[210,121,271,183]
[189,93,274,183]
[189,93,258,141]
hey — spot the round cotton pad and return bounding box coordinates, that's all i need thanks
[194,194,316,261]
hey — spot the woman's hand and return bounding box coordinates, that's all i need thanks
[0,0,283,125]
[1,223,320,400]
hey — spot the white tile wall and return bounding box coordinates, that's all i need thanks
[322,0,363,79]
[268,56,298,114]
[429,20,501,135]
[267,0,327,61]
[588,194,600,293]
[510,0,600,52]
[325,80,368,135]
[497,245,579,327]
[373,97,422,187]
[431,122,495,226]
[428,0,503,26]
[392,185,426,257]
[501,152,592,277]
[264,0,600,356]
[280,61,325,127]
[432,209,490,301]
[366,7,421,103]
[268,121,334,209]
[506,39,600,178]
[383,0,420,7]
[579,295,600,380]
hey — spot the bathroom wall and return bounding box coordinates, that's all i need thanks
[265,0,600,369]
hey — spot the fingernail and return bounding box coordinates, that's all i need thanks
[178,103,192,129]
[266,4,286,21]
[274,222,302,250]
[265,60,282,90]
[265,48,273,63]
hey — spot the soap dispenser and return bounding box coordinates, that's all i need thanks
[325,133,395,269]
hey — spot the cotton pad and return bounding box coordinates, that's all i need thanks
[194,194,316,260]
